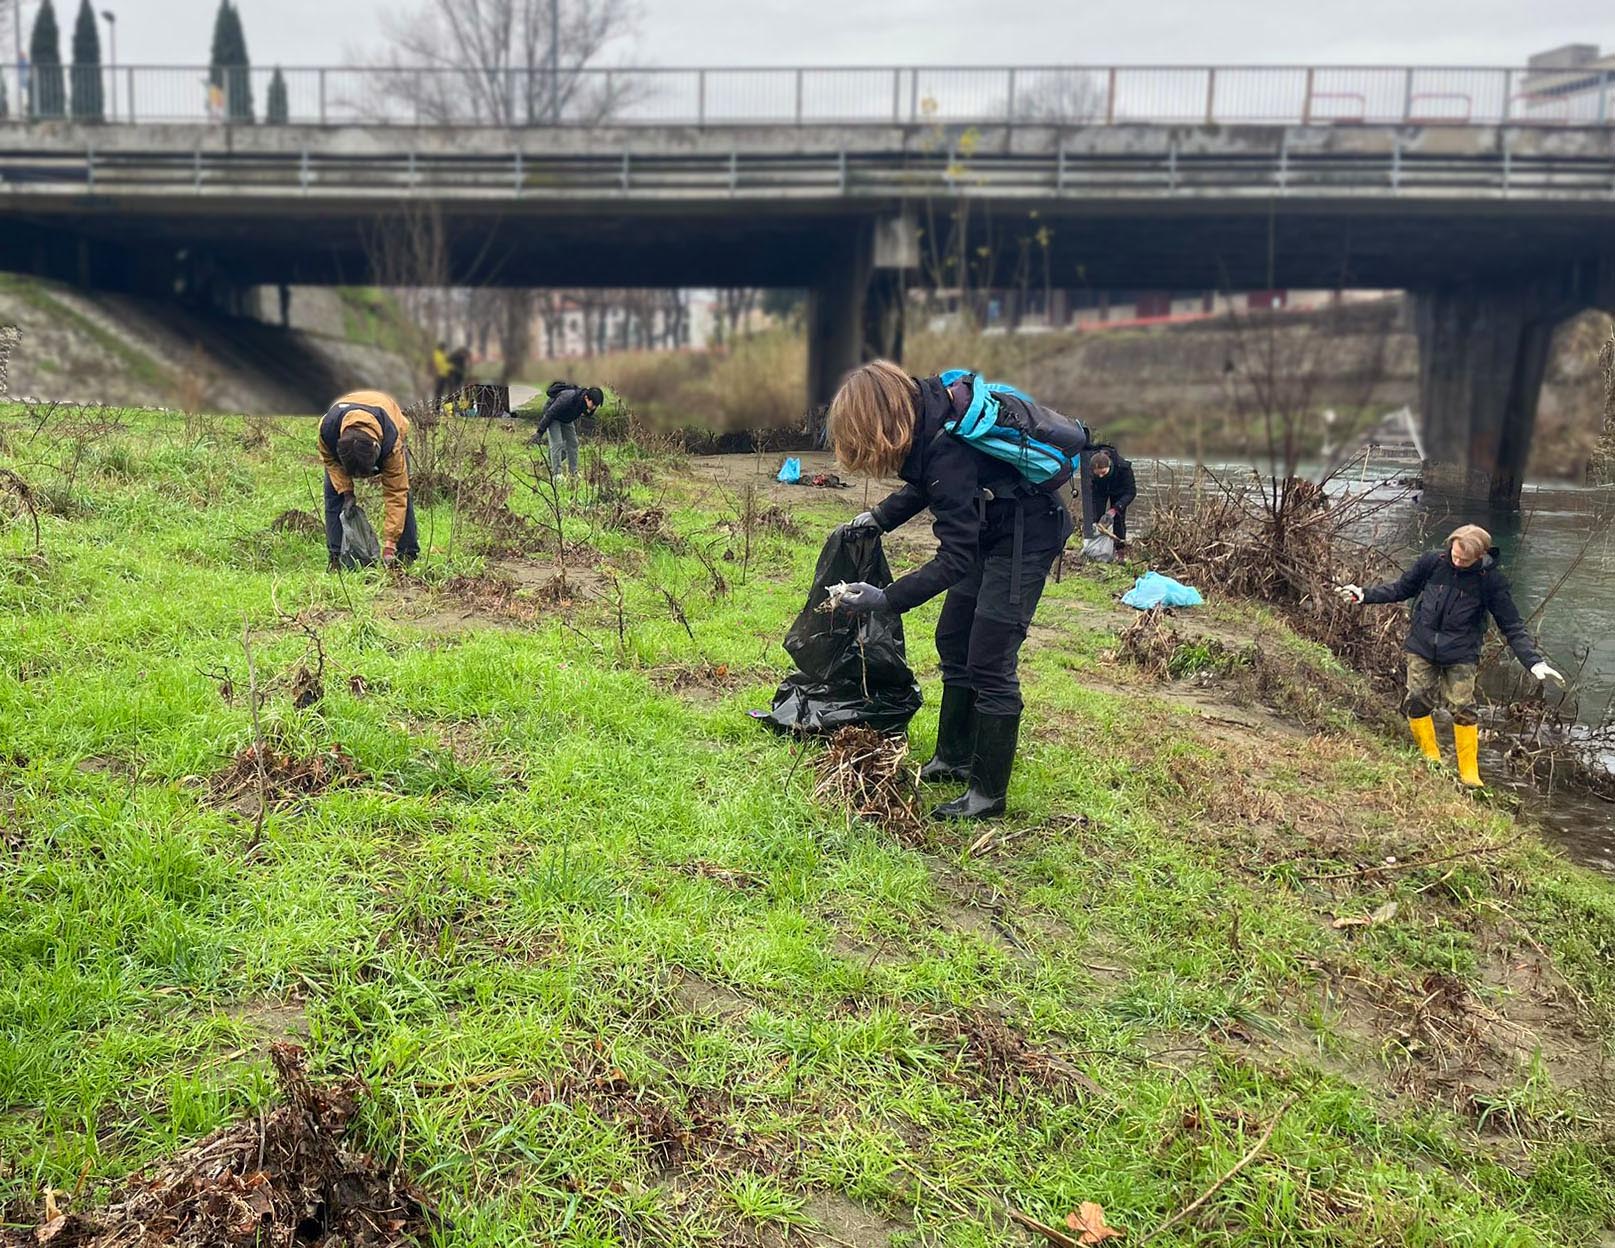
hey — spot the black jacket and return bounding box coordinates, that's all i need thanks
[1088,446,1136,514]
[1363,548,1542,669]
[869,376,1040,614]
[535,387,588,433]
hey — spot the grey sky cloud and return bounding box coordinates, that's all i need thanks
[13,0,1601,68]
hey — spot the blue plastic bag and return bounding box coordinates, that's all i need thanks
[777,457,802,484]
[1122,571,1203,610]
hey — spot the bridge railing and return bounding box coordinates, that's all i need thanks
[0,64,1610,128]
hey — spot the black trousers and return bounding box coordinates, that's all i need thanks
[324,471,419,563]
[934,495,1073,717]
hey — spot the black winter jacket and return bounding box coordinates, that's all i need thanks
[535,387,588,433]
[1362,548,1542,669]
[1087,446,1136,515]
[869,376,1045,614]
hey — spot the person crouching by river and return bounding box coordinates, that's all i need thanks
[826,361,1078,820]
[318,391,419,569]
[1335,524,1563,786]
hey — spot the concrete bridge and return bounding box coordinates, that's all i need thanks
[2,62,1613,506]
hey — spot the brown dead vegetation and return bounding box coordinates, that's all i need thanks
[1142,475,1407,697]
[209,738,363,811]
[922,1008,1099,1105]
[1117,606,1393,736]
[1319,959,1607,1116]
[5,1043,429,1248]
[519,1044,795,1182]
[811,728,924,842]
[648,662,758,702]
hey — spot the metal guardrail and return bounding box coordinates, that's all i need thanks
[6,143,1613,201]
[0,64,1611,128]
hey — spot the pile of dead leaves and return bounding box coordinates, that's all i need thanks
[209,738,363,810]
[438,572,540,622]
[613,506,668,540]
[1117,606,1175,678]
[811,727,922,840]
[11,1043,429,1248]
[924,1008,1098,1103]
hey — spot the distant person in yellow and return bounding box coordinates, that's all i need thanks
[431,342,452,408]
[318,391,419,568]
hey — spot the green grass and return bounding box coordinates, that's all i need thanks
[0,274,174,394]
[0,407,1612,1246]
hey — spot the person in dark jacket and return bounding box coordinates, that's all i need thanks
[827,359,1078,820]
[527,384,602,477]
[1087,446,1136,542]
[1337,524,1562,786]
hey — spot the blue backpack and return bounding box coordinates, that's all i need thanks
[938,369,1088,488]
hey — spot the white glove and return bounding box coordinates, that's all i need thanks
[1334,584,1364,604]
[1530,661,1565,687]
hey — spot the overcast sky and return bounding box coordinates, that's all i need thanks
[17,0,1605,69]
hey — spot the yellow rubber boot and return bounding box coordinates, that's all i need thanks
[1407,716,1440,763]
[1453,723,1483,787]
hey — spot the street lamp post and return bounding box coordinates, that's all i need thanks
[100,9,115,121]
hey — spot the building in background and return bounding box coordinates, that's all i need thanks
[1517,44,1615,123]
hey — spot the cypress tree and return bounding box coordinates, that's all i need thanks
[208,0,229,92]
[209,0,253,122]
[267,67,288,124]
[223,2,253,122]
[30,0,66,119]
[70,0,103,122]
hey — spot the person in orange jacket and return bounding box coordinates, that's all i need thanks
[317,391,419,568]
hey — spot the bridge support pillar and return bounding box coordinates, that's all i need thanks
[806,218,913,416]
[1413,286,1567,510]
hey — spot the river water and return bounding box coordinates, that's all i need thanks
[1127,458,1615,871]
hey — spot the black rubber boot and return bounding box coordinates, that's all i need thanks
[932,713,1019,820]
[919,685,976,783]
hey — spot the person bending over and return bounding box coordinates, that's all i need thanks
[318,390,419,568]
[829,361,1077,820]
[1087,446,1136,542]
[528,383,602,478]
[1336,524,1561,786]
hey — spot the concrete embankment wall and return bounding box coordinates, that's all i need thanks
[0,278,412,415]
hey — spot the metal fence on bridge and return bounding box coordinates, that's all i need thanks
[0,63,1611,128]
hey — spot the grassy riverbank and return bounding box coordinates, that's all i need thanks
[1,410,1612,1246]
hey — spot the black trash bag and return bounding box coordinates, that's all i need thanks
[759,525,923,736]
[339,499,382,569]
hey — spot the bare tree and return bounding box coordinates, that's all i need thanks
[712,289,757,346]
[362,202,453,386]
[498,289,535,382]
[1007,71,1109,123]
[367,0,640,380]
[373,0,638,126]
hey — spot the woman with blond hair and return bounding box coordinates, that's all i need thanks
[827,360,1081,819]
[1337,524,1562,786]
